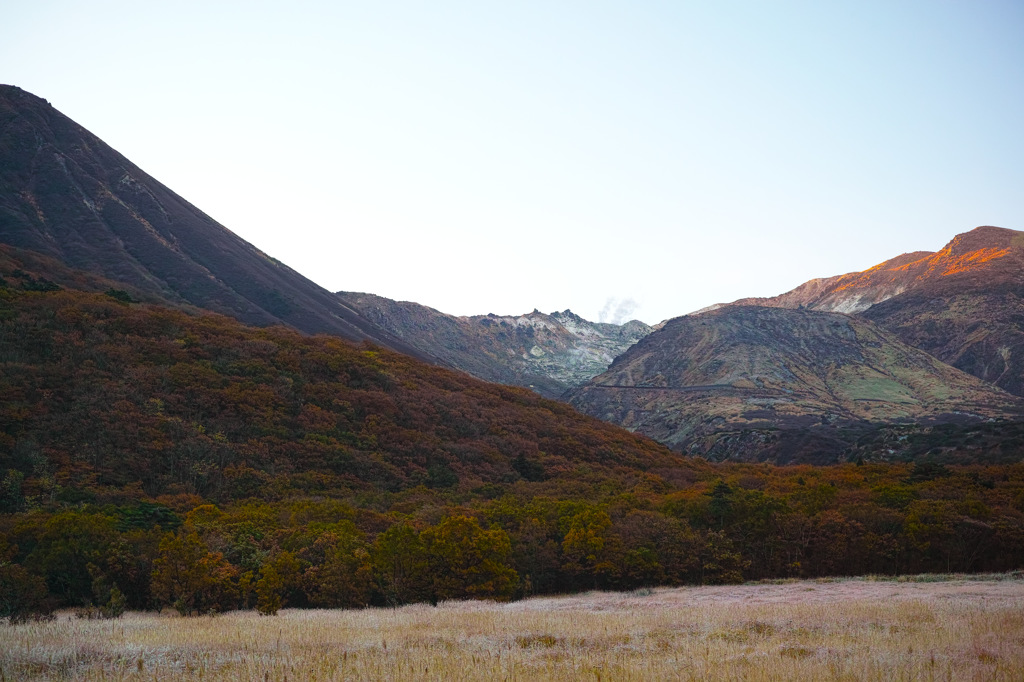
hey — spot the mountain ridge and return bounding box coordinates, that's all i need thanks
[719,226,1019,315]
[337,291,652,398]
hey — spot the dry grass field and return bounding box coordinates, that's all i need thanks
[2,574,1023,681]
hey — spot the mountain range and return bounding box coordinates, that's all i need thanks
[2,84,1023,466]
[0,83,648,394]
[565,226,1024,462]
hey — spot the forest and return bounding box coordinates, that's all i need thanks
[2,284,1024,620]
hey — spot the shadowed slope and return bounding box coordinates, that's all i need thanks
[0,85,432,361]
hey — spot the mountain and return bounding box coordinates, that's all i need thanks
[717,226,1024,397]
[337,292,652,398]
[0,85,430,361]
[567,306,1024,463]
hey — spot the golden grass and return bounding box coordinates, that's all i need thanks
[3,575,1024,681]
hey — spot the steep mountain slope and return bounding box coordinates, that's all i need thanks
[337,292,651,398]
[717,226,1024,396]
[567,306,1024,463]
[0,85,430,360]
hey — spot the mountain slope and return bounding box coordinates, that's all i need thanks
[718,226,1024,396]
[0,282,683,502]
[567,306,1024,463]
[0,85,430,360]
[337,292,651,398]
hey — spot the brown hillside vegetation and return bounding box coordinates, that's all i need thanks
[2,576,1023,681]
[2,268,1024,621]
[0,286,678,499]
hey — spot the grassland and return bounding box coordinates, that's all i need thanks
[2,574,1023,681]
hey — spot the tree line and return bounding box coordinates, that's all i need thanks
[4,457,1024,621]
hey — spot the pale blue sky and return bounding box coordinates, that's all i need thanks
[4,1,1023,323]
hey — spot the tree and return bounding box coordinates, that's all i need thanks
[0,562,53,623]
[614,511,698,587]
[421,516,518,602]
[303,529,372,608]
[372,522,429,606]
[696,530,747,585]
[255,551,302,615]
[25,510,117,605]
[150,532,239,615]
[561,508,622,589]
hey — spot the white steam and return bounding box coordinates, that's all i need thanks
[598,297,640,325]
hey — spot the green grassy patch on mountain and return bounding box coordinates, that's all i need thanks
[839,372,917,404]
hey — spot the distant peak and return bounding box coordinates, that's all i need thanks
[551,309,585,323]
[927,226,1019,277]
[0,85,49,106]
[967,224,1015,234]
[946,225,1019,251]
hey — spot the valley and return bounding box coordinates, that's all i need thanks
[1,85,1024,630]
[7,80,1024,467]
[4,0,1024,678]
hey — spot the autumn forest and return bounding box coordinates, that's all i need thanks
[2,279,1024,622]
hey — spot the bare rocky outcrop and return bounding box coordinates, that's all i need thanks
[337,292,651,398]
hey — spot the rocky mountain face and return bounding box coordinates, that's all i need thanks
[0,85,431,361]
[717,226,1024,397]
[336,292,651,398]
[567,306,1024,463]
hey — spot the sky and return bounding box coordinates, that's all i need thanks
[4,1,1024,324]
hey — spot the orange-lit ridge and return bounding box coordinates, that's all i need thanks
[830,243,1011,293]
